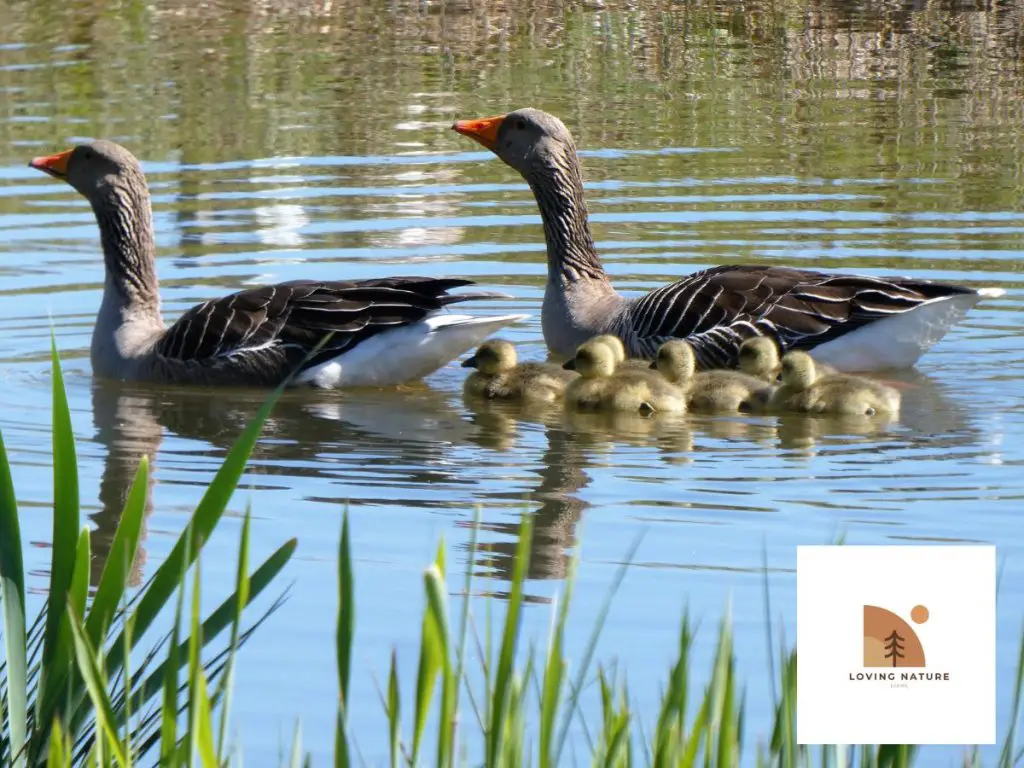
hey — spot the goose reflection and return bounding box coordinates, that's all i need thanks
[88,378,488,586]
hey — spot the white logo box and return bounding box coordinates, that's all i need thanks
[797,545,996,745]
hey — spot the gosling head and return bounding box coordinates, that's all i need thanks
[590,334,627,365]
[738,336,781,381]
[462,339,517,375]
[563,339,616,379]
[779,351,818,389]
[650,340,696,384]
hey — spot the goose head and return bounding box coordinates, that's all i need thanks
[452,108,576,179]
[563,339,616,378]
[31,140,147,206]
[738,336,781,381]
[779,351,818,389]
[650,340,696,384]
[462,339,517,375]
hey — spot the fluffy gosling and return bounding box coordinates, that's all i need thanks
[462,339,577,403]
[768,351,900,417]
[563,339,686,415]
[589,334,654,372]
[653,340,772,413]
[737,336,838,382]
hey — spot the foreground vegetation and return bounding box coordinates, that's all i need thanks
[1,347,1022,766]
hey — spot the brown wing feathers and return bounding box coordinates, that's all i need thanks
[628,265,976,367]
[155,277,502,371]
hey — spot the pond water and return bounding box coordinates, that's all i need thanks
[1,0,1023,764]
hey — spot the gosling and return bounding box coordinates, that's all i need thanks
[768,351,901,417]
[462,339,577,404]
[652,340,772,413]
[738,336,838,382]
[589,334,654,372]
[563,339,686,415]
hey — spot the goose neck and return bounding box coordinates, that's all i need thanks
[527,154,608,286]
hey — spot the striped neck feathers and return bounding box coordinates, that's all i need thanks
[90,179,161,316]
[526,147,609,285]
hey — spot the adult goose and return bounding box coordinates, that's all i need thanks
[452,108,1004,372]
[30,141,526,388]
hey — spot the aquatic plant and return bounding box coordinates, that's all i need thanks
[0,338,295,767]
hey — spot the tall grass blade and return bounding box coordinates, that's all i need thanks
[553,530,643,766]
[159,535,190,767]
[540,545,577,768]
[386,650,400,768]
[216,509,252,759]
[999,623,1024,768]
[37,337,82,737]
[67,605,128,768]
[410,542,446,765]
[486,514,533,768]
[46,719,71,768]
[335,509,353,768]
[424,563,453,768]
[86,457,150,648]
[0,425,28,768]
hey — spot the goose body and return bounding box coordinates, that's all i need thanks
[563,339,685,415]
[462,339,577,403]
[31,141,526,388]
[769,351,901,417]
[653,340,772,413]
[453,109,1003,372]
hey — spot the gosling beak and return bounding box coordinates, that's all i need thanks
[29,149,73,180]
[562,358,577,371]
[461,354,478,369]
[452,114,505,152]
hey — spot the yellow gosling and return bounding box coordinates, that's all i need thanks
[563,339,686,415]
[463,339,578,403]
[653,339,773,413]
[589,334,654,372]
[768,351,901,417]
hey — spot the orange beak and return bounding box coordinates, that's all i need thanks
[451,114,505,151]
[29,149,73,179]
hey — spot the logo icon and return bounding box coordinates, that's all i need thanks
[863,605,928,667]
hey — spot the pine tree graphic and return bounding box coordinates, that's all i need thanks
[884,629,905,667]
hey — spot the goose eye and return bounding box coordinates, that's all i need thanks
[515,118,527,130]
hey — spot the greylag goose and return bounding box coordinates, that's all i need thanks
[30,141,526,387]
[452,109,1004,371]
[651,339,772,413]
[768,351,901,416]
[562,338,686,414]
[461,339,577,403]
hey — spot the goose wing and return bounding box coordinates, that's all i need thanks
[627,265,976,367]
[155,277,498,374]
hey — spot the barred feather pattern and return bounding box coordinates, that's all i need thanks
[527,152,607,284]
[149,277,499,385]
[607,265,977,369]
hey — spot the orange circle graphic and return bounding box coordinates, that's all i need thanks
[911,605,929,624]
